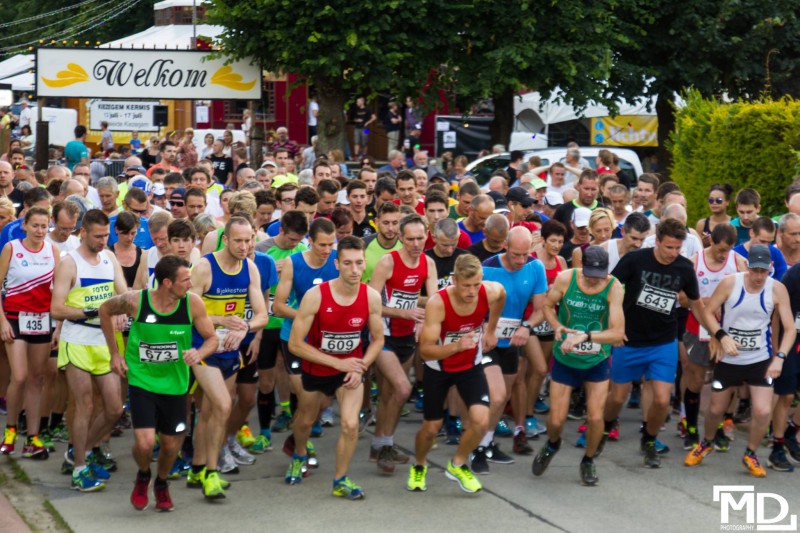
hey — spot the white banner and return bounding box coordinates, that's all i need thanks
[89,100,160,131]
[36,48,261,100]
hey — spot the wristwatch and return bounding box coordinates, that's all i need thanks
[522,321,533,334]
[776,352,787,360]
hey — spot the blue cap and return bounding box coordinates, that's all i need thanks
[130,177,153,195]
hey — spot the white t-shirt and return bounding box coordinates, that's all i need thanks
[46,232,81,255]
[642,231,703,259]
[308,101,319,127]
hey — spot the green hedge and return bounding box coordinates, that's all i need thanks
[671,91,800,225]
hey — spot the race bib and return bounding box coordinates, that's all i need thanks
[495,317,521,339]
[728,327,759,352]
[388,290,418,310]
[698,324,710,343]
[215,328,235,353]
[532,320,554,336]
[268,294,275,317]
[138,341,179,363]
[124,315,134,332]
[444,328,480,346]
[795,312,800,332]
[243,303,255,322]
[19,312,50,335]
[571,339,601,355]
[320,331,361,354]
[636,284,677,315]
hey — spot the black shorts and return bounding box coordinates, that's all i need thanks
[281,339,303,376]
[258,329,282,370]
[422,365,490,421]
[6,317,53,344]
[383,334,416,364]
[712,359,772,391]
[774,350,800,396]
[301,372,348,397]
[236,344,258,384]
[532,321,556,342]
[676,308,689,340]
[129,385,187,436]
[482,346,520,375]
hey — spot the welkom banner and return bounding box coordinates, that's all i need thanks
[36,48,261,100]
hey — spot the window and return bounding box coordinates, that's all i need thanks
[223,81,275,122]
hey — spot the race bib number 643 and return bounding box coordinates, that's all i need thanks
[636,284,677,315]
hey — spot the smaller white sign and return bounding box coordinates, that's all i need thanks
[89,100,160,132]
[436,121,450,131]
[442,131,457,149]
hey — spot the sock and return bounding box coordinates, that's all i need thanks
[279,400,291,416]
[92,446,101,457]
[257,389,276,431]
[73,466,85,477]
[291,453,306,461]
[641,429,656,444]
[479,431,494,448]
[786,420,798,441]
[138,468,151,478]
[547,438,561,451]
[191,464,205,474]
[724,412,734,421]
[386,434,394,447]
[683,389,701,429]
[40,417,49,433]
[6,425,16,431]
[745,448,757,457]
[773,438,785,453]
[206,468,217,474]
[155,476,167,487]
[289,394,298,417]
[581,454,593,464]
[372,436,391,449]
[603,420,615,433]
[514,425,524,436]
[49,413,63,430]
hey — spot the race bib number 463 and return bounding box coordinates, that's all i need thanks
[636,284,677,314]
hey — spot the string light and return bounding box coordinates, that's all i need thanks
[0,0,102,29]
[0,0,118,43]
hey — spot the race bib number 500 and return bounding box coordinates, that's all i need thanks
[388,290,418,310]
[636,284,677,315]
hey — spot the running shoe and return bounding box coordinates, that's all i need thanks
[445,418,461,445]
[642,440,661,468]
[1,427,17,455]
[683,427,700,451]
[470,446,489,475]
[236,425,256,448]
[532,441,559,476]
[332,476,365,500]
[99,441,114,462]
[203,471,226,499]
[534,396,550,414]
[722,418,736,441]
[406,464,428,492]
[219,445,241,474]
[389,445,409,465]
[307,440,319,470]
[414,394,424,413]
[87,454,111,480]
[72,467,105,492]
[676,418,687,438]
[486,441,514,464]
[168,455,190,479]
[285,456,305,485]
[186,467,205,489]
[445,461,482,493]
[713,431,731,453]
[513,432,533,455]
[655,438,670,455]
[786,438,800,464]
[358,409,375,434]
[131,470,151,510]
[39,429,55,453]
[684,440,713,467]
[400,405,411,417]
[377,445,395,474]
[154,481,174,512]
[51,421,69,443]
[525,416,547,438]
[734,401,751,424]
[320,407,335,427]
[579,460,598,486]
[227,439,256,465]
[495,419,513,438]
[369,446,379,462]
[90,450,117,472]
[742,453,766,477]
[64,447,74,466]
[250,432,272,454]
[608,420,620,441]
[21,435,49,459]
[310,420,324,438]
[272,412,292,433]
[577,423,587,433]
[627,384,641,409]
[575,432,586,448]
[768,449,794,472]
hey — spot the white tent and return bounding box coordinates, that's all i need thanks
[0,72,34,91]
[100,24,224,49]
[0,55,35,90]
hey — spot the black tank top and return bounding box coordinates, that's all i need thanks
[112,245,142,288]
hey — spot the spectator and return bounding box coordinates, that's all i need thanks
[178,127,198,168]
[270,126,299,158]
[64,125,90,171]
[351,96,375,159]
[384,101,402,158]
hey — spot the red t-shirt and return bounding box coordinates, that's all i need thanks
[424,230,472,251]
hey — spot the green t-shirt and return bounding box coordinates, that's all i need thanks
[125,291,193,395]
[554,270,614,369]
[362,233,403,282]
[262,238,307,329]
[64,140,89,171]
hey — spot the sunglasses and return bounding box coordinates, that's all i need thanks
[170,201,185,207]
[129,207,148,215]
[708,197,725,205]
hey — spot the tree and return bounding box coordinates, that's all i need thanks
[607,0,800,175]
[207,0,455,155]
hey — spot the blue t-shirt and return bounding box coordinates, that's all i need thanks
[64,140,89,171]
[482,254,548,348]
[0,219,26,250]
[730,218,752,246]
[279,250,339,342]
[733,243,787,281]
[266,219,281,238]
[242,251,279,345]
[107,215,152,249]
[457,220,484,244]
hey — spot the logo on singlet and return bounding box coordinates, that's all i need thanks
[349,318,364,327]
[225,302,236,312]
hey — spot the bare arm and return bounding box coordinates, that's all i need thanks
[362,287,385,367]
[561,279,626,352]
[702,276,738,361]
[542,271,571,336]
[273,255,297,320]
[0,244,13,340]
[187,292,218,365]
[773,282,797,359]
[482,281,506,352]
[245,259,268,331]
[132,249,150,290]
[201,229,219,256]
[50,256,85,321]
[100,291,140,375]
[572,247,583,269]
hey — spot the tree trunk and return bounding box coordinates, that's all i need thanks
[249,100,264,169]
[315,77,348,156]
[656,91,675,180]
[490,88,515,150]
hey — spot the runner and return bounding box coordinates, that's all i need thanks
[684,245,795,477]
[603,218,704,468]
[51,209,128,491]
[99,255,217,511]
[408,254,505,493]
[363,202,403,283]
[600,212,650,271]
[187,216,268,499]
[368,213,437,474]
[773,259,800,467]
[682,224,746,451]
[533,246,624,485]
[471,227,547,473]
[286,237,384,498]
[0,207,58,459]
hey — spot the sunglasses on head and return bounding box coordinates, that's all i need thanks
[708,197,725,205]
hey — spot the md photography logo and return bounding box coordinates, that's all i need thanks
[714,486,797,531]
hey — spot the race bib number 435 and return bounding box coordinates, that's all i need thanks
[19,312,50,335]
[636,284,677,314]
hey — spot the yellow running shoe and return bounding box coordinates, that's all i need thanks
[445,461,481,493]
[406,464,428,492]
[203,471,226,500]
[742,453,766,477]
[237,425,256,448]
[684,440,713,467]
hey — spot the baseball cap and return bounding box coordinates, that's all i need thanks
[582,246,609,278]
[153,182,166,197]
[544,191,564,207]
[130,177,153,195]
[747,244,772,270]
[530,178,548,190]
[506,186,534,207]
[429,173,447,184]
[169,187,186,203]
[487,190,508,213]
[573,207,591,228]
[126,164,147,176]
[261,160,278,169]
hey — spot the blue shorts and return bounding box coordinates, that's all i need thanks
[551,358,611,388]
[774,350,800,396]
[611,340,678,384]
[201,354,242,380]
